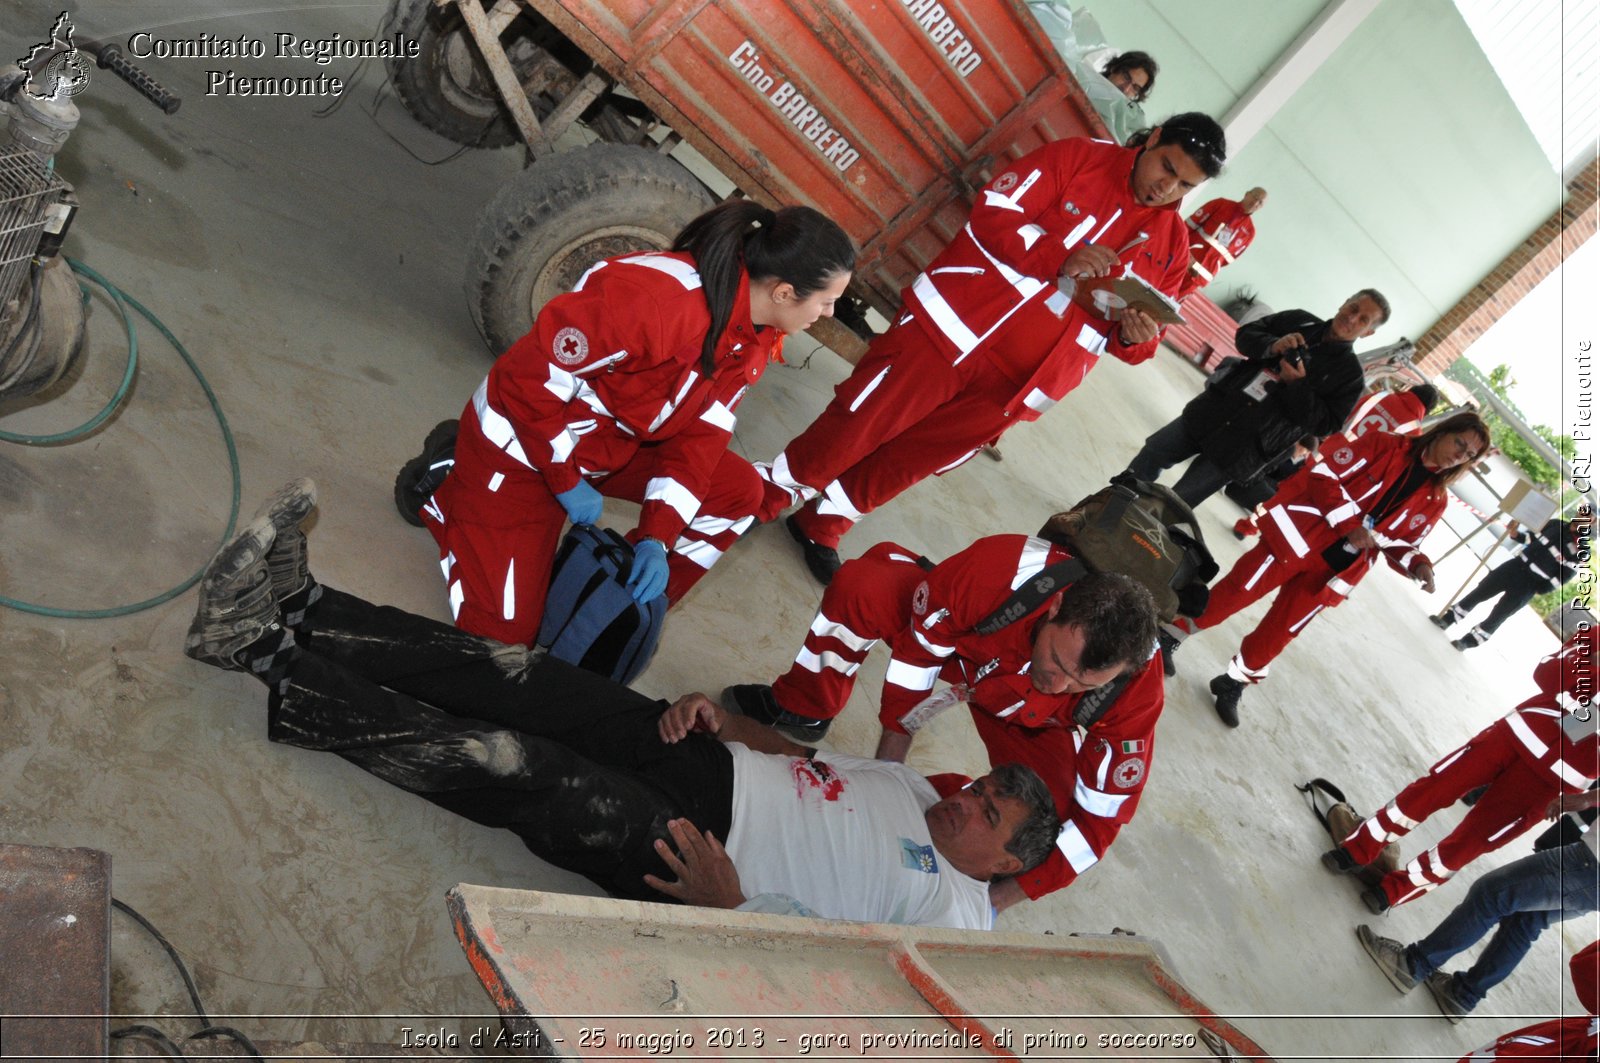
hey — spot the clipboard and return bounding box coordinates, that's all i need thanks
[1068,273,1187,326]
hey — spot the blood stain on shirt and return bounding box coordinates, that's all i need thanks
[791,758,847,802]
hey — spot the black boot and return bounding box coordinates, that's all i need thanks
[721,684,831,742]
[395,419,459,527]
[1209,674,1245,727]
[785,515,842,585]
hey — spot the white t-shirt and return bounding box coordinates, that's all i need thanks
[722,744,992,930]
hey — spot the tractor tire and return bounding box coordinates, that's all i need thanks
[383,0,550,149]
[466,142,714,353]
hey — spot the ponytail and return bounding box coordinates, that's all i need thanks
[674,200,855,374]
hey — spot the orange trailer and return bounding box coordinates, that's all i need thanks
[383,0,1108,355]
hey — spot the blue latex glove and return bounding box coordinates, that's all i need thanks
[554,480,603,525]
[626,538,669,602]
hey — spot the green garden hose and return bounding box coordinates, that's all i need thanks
[0,258,241,617]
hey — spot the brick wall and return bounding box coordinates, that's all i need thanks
[1414,159,1599,378]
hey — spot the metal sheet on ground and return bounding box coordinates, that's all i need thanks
[448,884,1276,1060]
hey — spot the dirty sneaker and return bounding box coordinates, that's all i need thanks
[184,517,285,673]
[1356,924,1417,992]
[1423,970,1469,1025]
[254,478,321,626]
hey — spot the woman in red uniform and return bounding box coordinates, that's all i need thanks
[1163,411,1490,726]
[422,201,854,645]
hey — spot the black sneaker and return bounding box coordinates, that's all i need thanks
[1429,611,1454,630]
[1361,886,1391,915]
[1158,628,1182,678]
[1209,674,1244,728]
[254,478,321,625]
[1321,847,1359,874]
[721,684,831,742]
[785,515,842,585]
[1451,635,1478,651]
[1423,970,1468,1025]
[395,419,459,527]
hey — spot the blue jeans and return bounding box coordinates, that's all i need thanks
[1404,839,1600,1009]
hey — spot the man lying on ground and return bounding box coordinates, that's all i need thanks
[182,479,1059,930]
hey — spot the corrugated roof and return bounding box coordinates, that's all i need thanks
[1453,0,1598,177]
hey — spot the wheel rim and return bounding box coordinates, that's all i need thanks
[528,225,674,319]
[439,29,506,120]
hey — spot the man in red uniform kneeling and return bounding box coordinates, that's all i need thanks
[723,532,1162,911]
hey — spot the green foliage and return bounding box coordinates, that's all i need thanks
[1476,362,1566,491]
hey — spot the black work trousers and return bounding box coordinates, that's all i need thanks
[269,587,734,900]
[1453,560,1549,639]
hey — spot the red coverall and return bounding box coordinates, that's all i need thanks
[425,252,783,645]
[768,533,1165,899]
[1181,430,1443,684]
[1459,939,1597,1060]
[1342,628,1600,908]
[1176,196,1255,301]
[761,137,1189,549]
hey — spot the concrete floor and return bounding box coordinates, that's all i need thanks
[1,2,1592,1057]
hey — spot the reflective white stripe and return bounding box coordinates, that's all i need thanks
[1012,537,1053,590]
[473,379,534,469]
[1325,500,1363,526]
[1287,604,1324,632]
[912,628,957,658]
[626,253,703,289]
[1017,223,1046,249]
[1226,654,1269,683]
[1190,262,1214,282]
[966,223,1048,302]
[1422,848,1453,878]
[1431,745,1470,776]
[1267,506,1311,558]
[816,480,864,522]
[929,266,984,276]
[422,497,445,524]
[1551,758,1588,787]
[487,472,505,492]
[572,259,608,291]
[848,366,891,413]
[1327,577,1355,597]
[932,448,980,474]
[1075,323,1108,356]
[887,552,920,564]
[448,580,464,619]
[759,453,819,503]
[686,513,749,538]
[547,420,597,465]
[911,271,983,352]
[1486,820,1522,844]
[1074,778,1129,818]
[885,659,941,691]
[1241,552,1278,591]
[648,371,701,432]
[1507,712,1550,758]
[1086,209,1122,244]
[809,612,875,653]
[672,537,723,570]
[440,551,455,580]
[1054,822,1100,873]
[700,401,736,432]
[921,607,951,629]
[502,558,516,621]
[994,700,1025,719]
[1023,387,1056,414]
[1060,214,1096,250]
[796,646,862,676]
[644,477,700,523]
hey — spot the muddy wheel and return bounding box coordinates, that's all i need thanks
[466,142,714,353]
[383,0,561,149]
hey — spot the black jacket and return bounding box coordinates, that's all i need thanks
[1513,517,1590,588]
[1180,309,1365,482]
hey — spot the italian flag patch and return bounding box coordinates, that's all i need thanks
[1120,740,1144,754]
